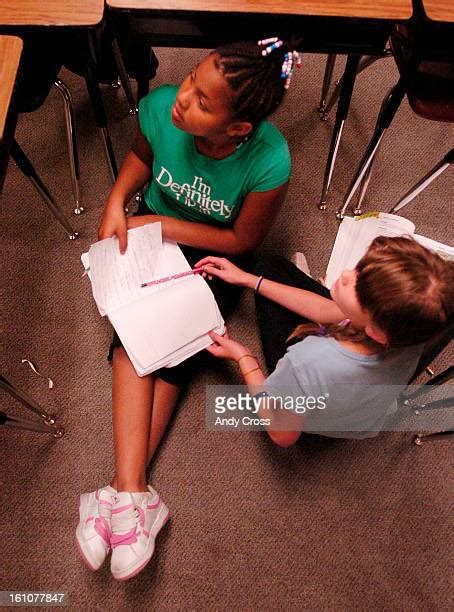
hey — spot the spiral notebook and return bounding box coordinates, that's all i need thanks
[82,223,224,376]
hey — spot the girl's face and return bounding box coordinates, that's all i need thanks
[330,269,371,329]
[330,269,388,345]
[172,54,245,139]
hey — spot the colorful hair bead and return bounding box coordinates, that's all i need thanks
[281,50,302,89]
[257,37,279,46]
[258,37,284,57]
[257,38,302,89]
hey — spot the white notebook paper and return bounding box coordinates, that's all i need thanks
[325,213,454,289]
[82,224,224,376]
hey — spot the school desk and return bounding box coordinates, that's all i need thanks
[0,34,22,198]
[0,1,111,199]
[422,0,454,23]
[0,3,103,436]
[0,38,65,437]
[0,0,103,27]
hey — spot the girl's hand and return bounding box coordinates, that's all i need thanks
[196,256,255,287]
[98,200,128,254]
[207,330,251,362]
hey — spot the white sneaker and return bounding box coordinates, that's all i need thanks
[76,485,116,570]
[291,252,312,277]
[110,485,169,581]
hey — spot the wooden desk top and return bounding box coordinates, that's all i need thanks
[423,1,454,23]
[107,0,412,20]
[0,36,22,139]
[0,0,104,27]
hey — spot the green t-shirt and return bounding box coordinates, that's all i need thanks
[138,85,291,225]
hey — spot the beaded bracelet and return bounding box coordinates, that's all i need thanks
[254,275,264,294]
[242,366,261,377]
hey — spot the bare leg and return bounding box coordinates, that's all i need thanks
[110,347,153,492]
[146,377,181,464]
[110,355,181,490]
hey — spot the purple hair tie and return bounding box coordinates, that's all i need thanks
[317,325,327,336]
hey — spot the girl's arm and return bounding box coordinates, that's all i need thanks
[197,256,345,325]
[98,129,153,252]
[245,276,344,324]
[207,331,301,448]
[127,182,289,255]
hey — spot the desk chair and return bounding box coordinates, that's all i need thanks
[11,24,134,234]
[336,21,454,218]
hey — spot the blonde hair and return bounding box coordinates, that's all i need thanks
[289,236,454,349]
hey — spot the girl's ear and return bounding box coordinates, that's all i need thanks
[364,323,388,346]
[227,121,253,138]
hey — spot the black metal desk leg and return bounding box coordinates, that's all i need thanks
[0,102,19,196]
[53,78,83,215]
[414,430,454,445]
[0,373,64,438]
[390,149,454,214]
[85,32,118,182]
[319,54,337,118]
[336,78,406,219]
[318,54,360,211]
[111,37,138,116]
[11,140,79,239]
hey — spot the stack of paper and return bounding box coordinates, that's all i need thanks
[325,212,454,289]
[82,223,224,376]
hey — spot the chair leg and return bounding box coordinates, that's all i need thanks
[318,54,360,211]
[0,373,64,437]
[352,125,386,215]
[53,78,83,215]
[414,430,454,445]
[319,54,337,119]
[336,78,406,219]
[85,31,118,182]
[10,139,79,239]
[111,37,138,116]
[0,411,63,436]
[352,161,374,216]
[137,44,152,102]
[390,148,454,213]
[324,49,392,117]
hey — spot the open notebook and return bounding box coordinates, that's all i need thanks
[325,213,454,289]
[82,223,224,376]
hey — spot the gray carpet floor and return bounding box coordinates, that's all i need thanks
[1,48,453,611]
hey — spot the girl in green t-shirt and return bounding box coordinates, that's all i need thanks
[77,39,299,580]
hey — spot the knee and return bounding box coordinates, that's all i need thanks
[253,255,290,279]
[267,429,301,448]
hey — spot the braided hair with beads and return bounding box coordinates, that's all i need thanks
[212,38,301,127]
